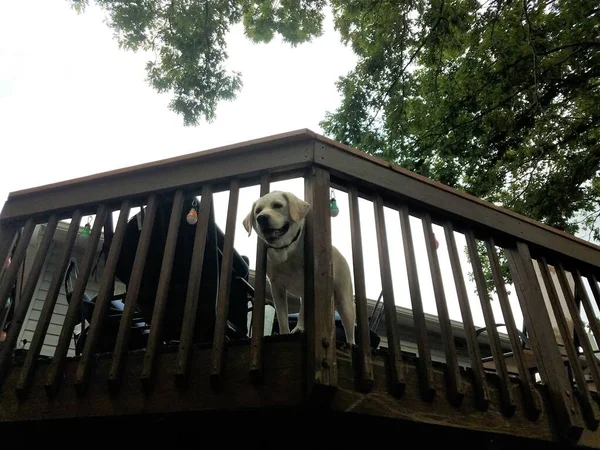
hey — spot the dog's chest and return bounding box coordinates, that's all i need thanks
[266,248,305,296]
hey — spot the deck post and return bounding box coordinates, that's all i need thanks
[304,165,337,403]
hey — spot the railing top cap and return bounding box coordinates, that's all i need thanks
[7,129,318,199]
[6,128,450,200]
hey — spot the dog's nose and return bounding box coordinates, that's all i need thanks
[256,214,270,228]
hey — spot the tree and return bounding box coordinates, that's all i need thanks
[319,0,599,295]
[321,0,600,242]
[70,0,326,126]
[69,0,599,294]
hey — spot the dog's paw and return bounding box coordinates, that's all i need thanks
[291,325,305,334]
[337,341,354,350]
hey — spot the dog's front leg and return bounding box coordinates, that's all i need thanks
[291,297,304,334]
[336,294,356,346]
[272,284,290,334]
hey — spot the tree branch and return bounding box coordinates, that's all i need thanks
[365,0,446,129]
[522,0,540,109]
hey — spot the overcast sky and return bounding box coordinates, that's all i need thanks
[1,1,596,335]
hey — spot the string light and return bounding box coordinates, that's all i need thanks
[330,188,339,217]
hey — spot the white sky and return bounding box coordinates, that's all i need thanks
[1,0,597,336]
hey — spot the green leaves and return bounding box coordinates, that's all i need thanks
[320,0,600,293]
[322,0,600,250]
[70,0,329,125]
[464,240,512,298]
[243,0,326,46]
[72,0,246,126]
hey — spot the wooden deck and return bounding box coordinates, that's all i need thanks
[1,129,600,447]
[0,335,567,444]
[2,336,596,449]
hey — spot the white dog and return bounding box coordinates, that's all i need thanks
[242,190,356,346]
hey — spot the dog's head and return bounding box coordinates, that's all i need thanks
[242,191,310,247]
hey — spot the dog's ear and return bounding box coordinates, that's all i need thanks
[242,202,255,236]
[284,192,311,223]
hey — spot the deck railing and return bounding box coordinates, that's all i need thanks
[0,129,599,445]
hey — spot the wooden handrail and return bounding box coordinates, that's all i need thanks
[2,129,598,270]
[314,141,600,270]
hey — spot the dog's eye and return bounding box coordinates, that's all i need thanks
[255,208,262,215]
[272,202,283,209]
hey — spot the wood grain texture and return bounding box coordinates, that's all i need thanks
[107,196,158,392]
[45,205,108,398]
[505,242,584,442]
[589,274,600,319]
[443,222,489,410]
[75,200,132,395]
[574,269,600,365]
[485,237,541,418]
[399,205,435,401]
[332,349,558,444]
[175,185,213,385]
[249,175,270,383]
[0,338,565,448]
[211,179,241,387]
[465,230,515,416]
[16,210,83,397]
[373,194,405,396]
[1,141,313,223]
[537,258,598,429]
[140,189,184,390]
[315,141,600,269]
[0,218,36,313]
[304,167,337,399]
[423,213,463,405]
[0,223,19,283]
[0,215,58,385]
[348,186,374,393]
[554,264,600,395]
[2,338,304,423]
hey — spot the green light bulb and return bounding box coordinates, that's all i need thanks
[330,198,339,217]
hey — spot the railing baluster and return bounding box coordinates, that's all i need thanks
[574,269,600,358]
[140,189,184,391]
[555,263,600,394]
[0,223,19,282]
[399,205,435,400]
[0,218,36,313]
[485,237,541,418]
[107,195,158,392]
[45,206,108,397]
[373,195,405,397]
[211,179,240,388]
[0,215,58,385]
[443,222,489,410]
[423,214,463,405]
[175,185,212,386]
[249,175,270,383]
[589,274,600,317]
[304,167,337,399]
[505,242,583,441]
[74,200,132,395]
[348,186,374,393]
[537,258,598,429]
[466,230,515,415]
[16,211,82,397]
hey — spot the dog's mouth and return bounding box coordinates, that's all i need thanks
[263,223,290,241]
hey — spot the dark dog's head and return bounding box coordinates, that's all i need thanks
[242,191,310,247]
